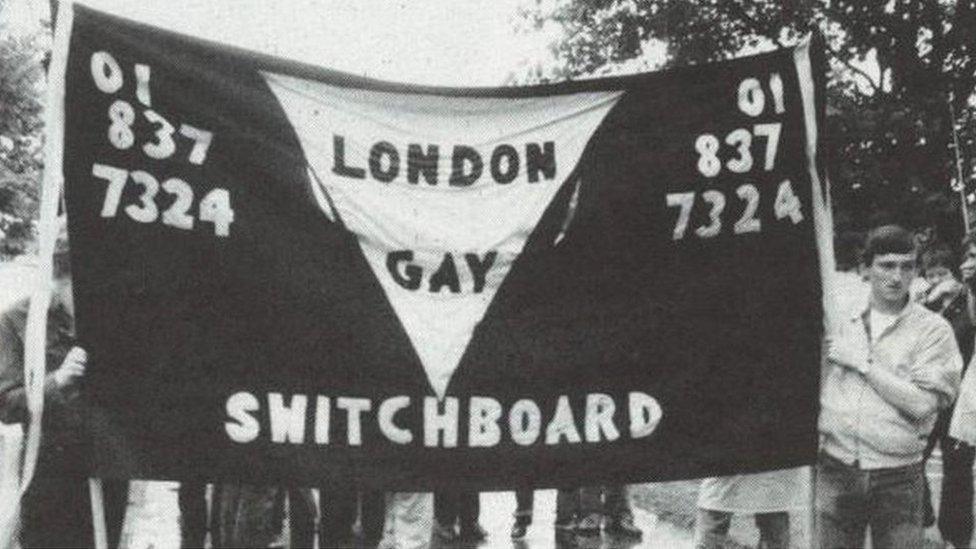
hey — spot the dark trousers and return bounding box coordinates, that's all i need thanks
[178,481,209,548]
[20,477,127,549]
[817,453,925,549]
[210,484,316,548]
[580,485,630,518]
[921,409,975,548]
[695,510,789,549]
[276,488,316,549]
[514,490,534,525]
[939,440,976,547]
[319,488,384,547]
[434,490,480,529]
[555,485,631,523]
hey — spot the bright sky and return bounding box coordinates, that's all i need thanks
[4,0,556,86]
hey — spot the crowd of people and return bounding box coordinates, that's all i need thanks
[4,221,976,548]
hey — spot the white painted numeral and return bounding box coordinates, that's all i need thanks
[143,110,177,159]
[199,188,235,237]
[179,124,214,165]
[737,78,765,117]
[161,179,195,230]
[724,129,753,173]
[769,72,785,114]
[125,170,160,223]
[666,192,695,240]
[696,190,725,238]
[90,51,123,94]
[734,184,761,234]
[753,123,782,171]
[107,100,135,150]
[774,179,804,224]
[92,163,128,218]
[134,63,152,107]
[695,134,721,178]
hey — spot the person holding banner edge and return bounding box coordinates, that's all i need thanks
[0,229,128,548]
[818,224,963,548]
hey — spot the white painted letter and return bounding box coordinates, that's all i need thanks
[268,393,308,444]
[545,395,582,445]
[424,397,459,448]
[469,396,502,447]
[379,396,413,444]
[314,396,330,444]
[509,399,542,446]
[337,397,372,446]
[629,392,663,438]
[585,393,620,442]
[225,391,260,443]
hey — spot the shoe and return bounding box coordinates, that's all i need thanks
[434,521,459,542]
[575,513,602,537]
[605,514,643,540]
[459,523,488,542]
[510,521,529,539]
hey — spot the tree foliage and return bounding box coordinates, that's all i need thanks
[518,0,976,242]
[0,5,45,258]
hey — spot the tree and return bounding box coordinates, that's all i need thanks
[0,4,46,258]
[517,0,976,243]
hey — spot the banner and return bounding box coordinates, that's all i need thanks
[50,4,828,489]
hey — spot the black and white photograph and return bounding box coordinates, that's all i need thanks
[0,0,975,547]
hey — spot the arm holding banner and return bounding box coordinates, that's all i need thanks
[0,306,85,424]
[828,325,958,421]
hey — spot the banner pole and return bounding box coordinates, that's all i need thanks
[89,478,108,549]
[12,0,73,533]
[808,464,819,548]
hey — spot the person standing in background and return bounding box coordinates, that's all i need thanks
[694,469,805,549]
[917,245,976,547]
[320,486,384,548]
[0,229,129,548]
[379,492,433,549]
[432,489,486,543]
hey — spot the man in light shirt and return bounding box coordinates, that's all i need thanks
[818,224,962,548]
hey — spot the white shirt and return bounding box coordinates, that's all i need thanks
[869,308,898,342]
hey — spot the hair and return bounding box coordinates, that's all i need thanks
[863,224,916,266]
[920,246,957,276]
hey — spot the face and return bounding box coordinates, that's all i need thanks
[925,266,954,287]
[868,253,917,306]
[961,245,976,282]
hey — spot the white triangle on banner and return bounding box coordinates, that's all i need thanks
[265,73,622,398]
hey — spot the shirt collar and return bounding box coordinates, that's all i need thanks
[852,294,917,324]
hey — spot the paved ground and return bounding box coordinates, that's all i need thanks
[471,490,692,549]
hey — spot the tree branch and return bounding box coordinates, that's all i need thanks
[825,43,884,94]
[815,3,885,94]
[715,0,787,47]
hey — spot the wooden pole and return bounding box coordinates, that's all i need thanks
[89,478,108,549]
[808,464,819,548]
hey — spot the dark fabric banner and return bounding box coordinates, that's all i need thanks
[54,4,827,489]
